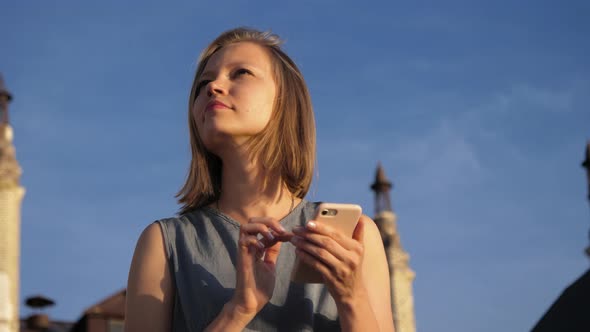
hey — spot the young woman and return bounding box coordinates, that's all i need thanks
[125,28,394,332]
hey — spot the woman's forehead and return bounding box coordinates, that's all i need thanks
[202,42,273,74]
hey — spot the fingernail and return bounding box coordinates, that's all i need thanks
[278,225,287,233]
[257,241,265,249]
[267,231,275,241]
[306,221,316,229]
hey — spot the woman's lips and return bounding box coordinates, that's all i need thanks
[206,100,230,112]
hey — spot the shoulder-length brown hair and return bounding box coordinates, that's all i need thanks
[176,27,316,214]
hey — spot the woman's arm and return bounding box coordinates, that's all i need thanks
[357,215,395,332]
[125,223,175,332]
[291,215,395,332]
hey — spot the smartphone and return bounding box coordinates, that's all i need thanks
[290,203,363,283]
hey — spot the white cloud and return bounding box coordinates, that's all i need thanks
[500,84,575,113]
[386,120,484,197]
[478,82,583,116]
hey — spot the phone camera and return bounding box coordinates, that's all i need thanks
[320,209,338,216]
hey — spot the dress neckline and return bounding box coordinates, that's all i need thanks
[202,199,308,229]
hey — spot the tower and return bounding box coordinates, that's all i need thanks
[0,74,25,332]
[582,142,590,257]
[371,163,416,332]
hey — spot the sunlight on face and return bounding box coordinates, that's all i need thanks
[193,42,277,152]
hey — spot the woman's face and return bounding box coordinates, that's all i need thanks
[193,42,277,151]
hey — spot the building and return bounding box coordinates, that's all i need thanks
[531,142,590,331]
[371,164,417,332]
[19,296,73,332]
[0,74,26,332]
[18,291,125,332]
[68,290,125,332]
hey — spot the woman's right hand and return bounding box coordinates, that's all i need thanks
[228,217,291,320]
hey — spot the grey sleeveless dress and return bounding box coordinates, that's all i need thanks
[157,200,341,332]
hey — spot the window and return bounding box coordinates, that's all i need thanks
[108,319,124,332]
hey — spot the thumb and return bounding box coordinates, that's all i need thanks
[352,217,365,243]
[263,241,283,267]
[237,232,254,272]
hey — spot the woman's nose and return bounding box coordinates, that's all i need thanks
[206,79,227,97]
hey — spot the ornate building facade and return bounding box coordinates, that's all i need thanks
[0,75,25,332]
[371,164,416,332]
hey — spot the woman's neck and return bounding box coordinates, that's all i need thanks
[216,151,299,224]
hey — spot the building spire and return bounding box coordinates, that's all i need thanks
[582,142,589,202]
[0,72,25,332]
[582,142,590,257]
[371,162,393,215]
[0,74,21,188]
[370,163,416,332]
[0,74,13,125]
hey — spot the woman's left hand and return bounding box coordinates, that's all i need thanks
[290,217,367,305]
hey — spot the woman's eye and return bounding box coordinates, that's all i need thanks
[195,80,211,95]
[234,68,252,77]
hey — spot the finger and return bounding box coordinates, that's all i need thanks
[236,232,253,275]
[255,232,292,250]
[269,230,294,242]
[294,248,334,283]
[241,223,276,242]
[248,217,288,235]
[245,218,294,243]
[299,222,358,251]
[290,235,346,270]
[255,247,265,261]
[239,232,266,251]
[258,234,279,249]
[352,217,365,243]
[263,241,283,267]
[238,232,266,276]
[290,231,351,263]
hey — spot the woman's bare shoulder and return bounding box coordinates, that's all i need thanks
[125,222,174,332]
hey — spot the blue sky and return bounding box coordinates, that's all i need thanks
[1,1,589,331]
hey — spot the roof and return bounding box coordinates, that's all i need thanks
[82,288,126,318]
[19,319,74,332]
[532,268,590,331]
[69,289,126,332]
